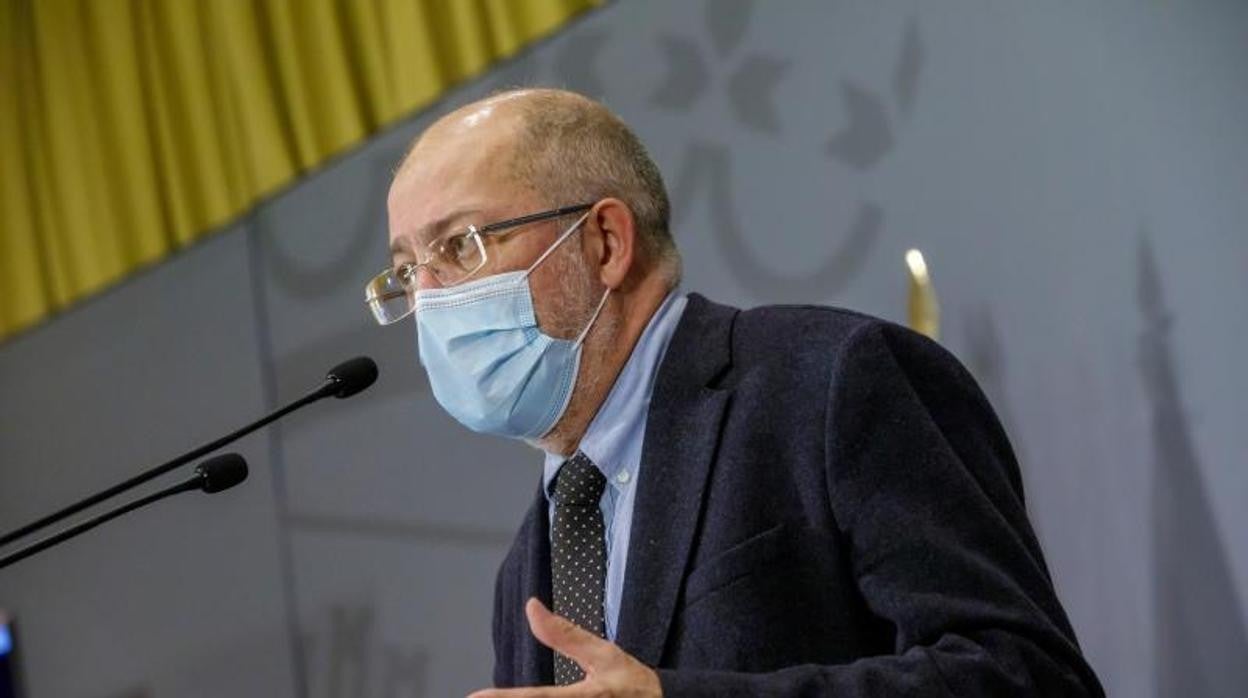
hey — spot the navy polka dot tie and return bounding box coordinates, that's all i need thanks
[550,451,608,685]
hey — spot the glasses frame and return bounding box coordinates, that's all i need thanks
[365,202,594,324]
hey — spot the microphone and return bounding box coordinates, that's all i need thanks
[195,452,250,492]
[312,355,380,400]
[0,454,249,571]
[0,356,378,548]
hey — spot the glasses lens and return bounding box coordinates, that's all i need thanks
[429,230,486,286]
[364,269,414,325]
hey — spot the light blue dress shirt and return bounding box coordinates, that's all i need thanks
[542,291,688,640]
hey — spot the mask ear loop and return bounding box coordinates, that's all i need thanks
[574,288,611,348]
[523,211,592,277]
[519,210,607,348]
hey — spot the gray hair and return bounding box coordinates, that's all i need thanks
[502,89,681,285]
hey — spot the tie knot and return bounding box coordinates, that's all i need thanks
[553,452,606,507]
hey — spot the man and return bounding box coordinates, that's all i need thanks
[369,88,1104,696]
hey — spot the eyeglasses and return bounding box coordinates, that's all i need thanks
[365,203,593,325]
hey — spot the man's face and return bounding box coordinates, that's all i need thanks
[386,108,599,340]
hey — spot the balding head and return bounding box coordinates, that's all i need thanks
[400,88,679,284]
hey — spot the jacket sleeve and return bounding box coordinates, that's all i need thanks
[658,320,1104,697]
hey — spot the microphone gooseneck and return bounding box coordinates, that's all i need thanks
[0,454,250,571]
[0,357,378,548]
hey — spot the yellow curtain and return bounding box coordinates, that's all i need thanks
[0,0,596,342]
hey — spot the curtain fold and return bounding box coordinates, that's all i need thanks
[0,0,596,341]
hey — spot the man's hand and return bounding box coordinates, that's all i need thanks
[468,598,663,697]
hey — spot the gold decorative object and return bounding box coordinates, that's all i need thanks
[906,249,940,340]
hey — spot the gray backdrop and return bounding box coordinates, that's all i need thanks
[2,1,1245,696]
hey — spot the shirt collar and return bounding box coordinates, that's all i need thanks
[542,290,688,499]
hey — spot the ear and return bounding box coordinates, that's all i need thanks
[584,197,636,290]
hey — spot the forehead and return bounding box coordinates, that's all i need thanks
[386,128,525,247]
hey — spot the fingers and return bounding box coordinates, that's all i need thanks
[525,597,614,671]
[467,686,579,698]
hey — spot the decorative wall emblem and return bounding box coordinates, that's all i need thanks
[647,1,925,301]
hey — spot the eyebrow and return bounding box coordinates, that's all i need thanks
[388,207,484,259]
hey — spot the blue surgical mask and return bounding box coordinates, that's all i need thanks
[413,213,609,439]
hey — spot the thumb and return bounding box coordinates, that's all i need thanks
[525,598,613,671]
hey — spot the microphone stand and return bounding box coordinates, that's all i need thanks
[0,389,321,549]
[0,356,375,549]
[0,455,249,571]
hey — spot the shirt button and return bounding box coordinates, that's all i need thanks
[616,470,631,484]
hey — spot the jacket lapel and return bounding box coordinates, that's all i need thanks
[516,486,554,685]
[614,293,736,667]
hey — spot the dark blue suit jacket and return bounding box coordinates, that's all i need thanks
[492,294,1104,696]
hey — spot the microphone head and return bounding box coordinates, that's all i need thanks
[325,356,378,399]
[195,453,249,494]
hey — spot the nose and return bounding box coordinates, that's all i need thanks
[413,265,443,291]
